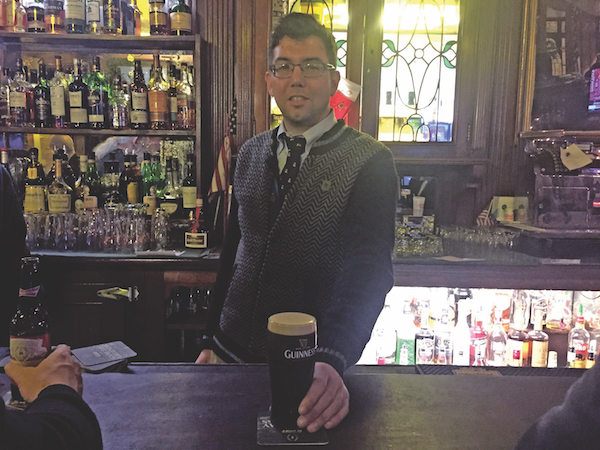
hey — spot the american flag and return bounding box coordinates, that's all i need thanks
[208,133,231,198]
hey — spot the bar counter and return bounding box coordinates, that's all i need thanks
[2,363,584,449]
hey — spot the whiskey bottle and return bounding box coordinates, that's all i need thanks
[8,58,31,127]
[49,55,69,128]
[181,152,196,210]
[9,256,51,404]
[148,53,168,130]
[23,148,47,212]
[25,0,45,32]
[185,197,210,249]
[177,62,193,129]
[528,312,549,368]
[34,61,52,128]
[149,0,168,35]
[47,151,72,213]
[103,0,121,34]
[65,0,84,32]
[506,315,532,367]
[86,0,101,33]
[568,303,590,369]
[44,0,65,33]
[129,59,149,129]
[87,56,108,129]
[68,58,89,128]
[169,0,190,36]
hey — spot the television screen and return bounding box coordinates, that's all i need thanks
[588,67,600,112]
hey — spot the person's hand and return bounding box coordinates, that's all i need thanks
[195,349,213,364]
[297,362,349,432]
[5,344,83,403]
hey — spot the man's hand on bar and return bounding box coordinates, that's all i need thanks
[195,349,212,364]
[5,344,83,403]
[297,362,349,433]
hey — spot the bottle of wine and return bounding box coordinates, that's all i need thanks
[34,61,52,128]
[44,0,65,33]
[64,0,84,32]
[103,0,121,34]
[26,0,45,32]
[87,56,107,129]
[130,59,149,129]
[23,147,47,212]
[86,0,101,34]
[9,256,51,405]
[49,55,69,128]
[149,0,168,35]
[8,58,31,127]
[148,53,168,130]
[169,0,190,36]
[68,58,89,128]
[47,151,73,213]
[181,151,196,211]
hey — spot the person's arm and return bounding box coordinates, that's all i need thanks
[2,345,102,450]
[196,193,241,362]
[298,149,398,432]
[515,363,600,449]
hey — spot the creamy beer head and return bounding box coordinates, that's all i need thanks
[268,312,316,336]
[267,312,317,430]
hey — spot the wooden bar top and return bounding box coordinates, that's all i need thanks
[2,363,582,449]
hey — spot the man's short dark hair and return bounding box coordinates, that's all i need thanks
[269,13,337,66]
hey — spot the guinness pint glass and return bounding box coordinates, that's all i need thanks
[267,312,317,430]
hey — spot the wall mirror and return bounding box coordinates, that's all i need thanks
[530,0,600,131]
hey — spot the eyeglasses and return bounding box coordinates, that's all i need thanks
[269,61,336,79]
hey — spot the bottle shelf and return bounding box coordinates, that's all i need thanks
[0,32,197,52]
[0,126,196,137]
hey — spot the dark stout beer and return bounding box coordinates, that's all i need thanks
[267,312,317,430]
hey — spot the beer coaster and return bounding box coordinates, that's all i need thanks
[257,412,329,446]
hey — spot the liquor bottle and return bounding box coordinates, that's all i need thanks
[148,54,169,129]
[469,319,487,366]
[83,151,101,208]
[86,0,101,33]
[73,153,88,212]
[168,63,178,128]
[452,300,471,366]
[151,152,164,197]
[44,0,65,33]
[141,151,152,196]
[185,196,211,249]
[23,148,46,212]
[587,329,600,369]
[529,312,549,368]
[9,256,51,404]
[129,0,142,35]
[13,0,27,32]
[415,322,435,365]
[130,59,149,129]
[87,56,107,129]
[485,311,507,366]
[108,72,128,129]
[177,62,194,129]
[373,304,396,365]
[395,299,416,365]
[119,153,142,203]
[0,68,11,126]
[434,307,453,365]
[181,152,196,210]
[0,0,8,30]
[26,0,45,32]
[68,58,88,128]
[49,55,69,128]
[160,156,183,217]
[8,58,31,127]
[121,0,140,35]
[506,315,532,367]
[169,0,190,35]
[34,61,52,128]
[64,0,84,32]
[567,303,590,369]
[101,156,125,205]
[47,151,73,212]
[149,0,168,35]
[25,67,36,126]
[103,0,121,34]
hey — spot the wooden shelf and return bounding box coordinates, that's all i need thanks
[0,126,196,137]
[0,32,197,52]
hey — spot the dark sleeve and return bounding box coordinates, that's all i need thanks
[200,193,241,349]
[515,364,600,449]
[1,384,102,450]
[315,149,398,375]
[0,165,28,347]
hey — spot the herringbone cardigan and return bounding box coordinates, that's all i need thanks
[207,120,397,375]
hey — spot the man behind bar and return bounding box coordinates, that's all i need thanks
[196,13,398,432]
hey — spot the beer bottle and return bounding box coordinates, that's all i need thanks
[9,256,51,404]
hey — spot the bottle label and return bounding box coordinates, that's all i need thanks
[24,185,46,212]
[170,12,191,32]
[10,333,51,366]
[130,110,148,124]
[83,194,98,209]
[9,91,26,108]
[182,186,196,209]
[131,91,148,111]
[185,231,207,249]
[65,0,85,21]
[48,193,71,212]
[69,90,83,107]
[149,10,167,26]
[45,0,65,16]
[143,195,157,216]
[19,286,40,297]
[70,107,88,123]
[531,340,548,367]
[87,0,100,22]
[89,113,104,122]
[160,201,178,216]
[148,90,168,121]
[127,181,139,203]
[415,335,434,364]
[507,339,527,367]
[396,338,415,365]
[35,96,50,121]
[50,86,66,116]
